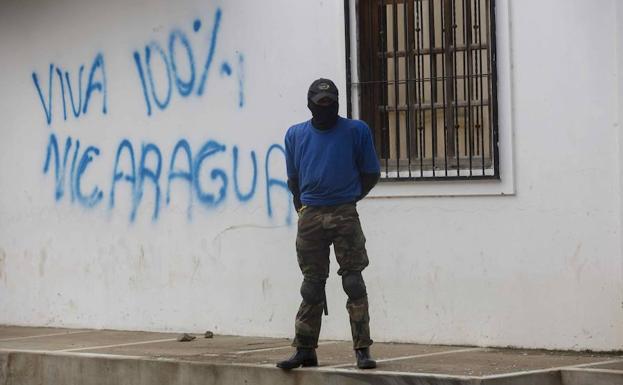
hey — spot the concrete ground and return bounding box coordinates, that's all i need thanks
[0,326,622,385]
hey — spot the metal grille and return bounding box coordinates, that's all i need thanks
[352,0,499,180]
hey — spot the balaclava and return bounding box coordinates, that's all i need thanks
[307,78,339,130]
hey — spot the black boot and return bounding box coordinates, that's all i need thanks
[355,347,376,369]
[276,348,318,370]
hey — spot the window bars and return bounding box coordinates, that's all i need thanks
[353,0,499,180]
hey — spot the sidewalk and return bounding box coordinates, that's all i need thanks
[1,325,621,384]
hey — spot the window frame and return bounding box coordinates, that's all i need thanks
[344,0,515,197]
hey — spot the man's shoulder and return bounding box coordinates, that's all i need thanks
[338,117,370,132]
[285,120,310,139]
[288,120,311,133]
[337,118,372,141]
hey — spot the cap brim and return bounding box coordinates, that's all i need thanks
[310,92,338,104]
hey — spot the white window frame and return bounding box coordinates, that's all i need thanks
[344,0,515,197]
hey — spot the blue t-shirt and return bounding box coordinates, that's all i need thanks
[284,116,380,206]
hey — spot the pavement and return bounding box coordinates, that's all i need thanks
[1,325,622,384]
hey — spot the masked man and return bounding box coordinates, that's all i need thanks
[277,78,381,370]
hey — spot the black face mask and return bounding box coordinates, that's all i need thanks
[308,100,339,130]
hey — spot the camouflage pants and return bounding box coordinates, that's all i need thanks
[292,203,373,350]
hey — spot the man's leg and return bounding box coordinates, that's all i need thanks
[292,278,326,348]
[331,204,376,368]
[293,207,330,349]
[278,207,330,369]
[331,204,372,348]
[342,271,372,349]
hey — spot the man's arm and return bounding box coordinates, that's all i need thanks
[287,177,303,211]
[359,172,380,201]
[356,122,381,201]
[284,129,303,211]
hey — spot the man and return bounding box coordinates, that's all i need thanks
[277,78,381,370]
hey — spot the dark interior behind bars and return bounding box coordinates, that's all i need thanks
[354,0,499,180]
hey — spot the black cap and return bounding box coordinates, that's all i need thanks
[308,78,338,104]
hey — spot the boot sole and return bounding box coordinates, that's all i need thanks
[357,362,377,369]
[276,360,318,370]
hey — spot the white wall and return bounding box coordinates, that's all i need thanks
[0,0,622,351]
[617,0,623,350]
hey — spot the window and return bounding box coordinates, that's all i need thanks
[350,0,499,180]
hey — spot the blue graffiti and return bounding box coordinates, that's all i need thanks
[137,143,162,220]
[43,134,102,208]
[83,54,107,115]
[169,30,195,97]
[167,139,193,218]
[33,65,54,125]
[66,66,85,118]
[265,144,292,226]
[75,146,104,208]
[43,134,71,199]
[44,133,291,224]
[145,42,172,110]
[232,146,257,202]
[133,8,244,116]
[55,68,67,121]
[193,140,228,208]
[110,139,136,218]
[196,8,221,96]
[237,53,245,108]
[220,62,232,77]
[69,138,81,202]
[33,10,272,223]
[133,51,152,116]
[32,54,107,125]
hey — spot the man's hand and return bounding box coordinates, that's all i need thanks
[297,205,308,219]
[287,177,303,211]
[358,172,380,201]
